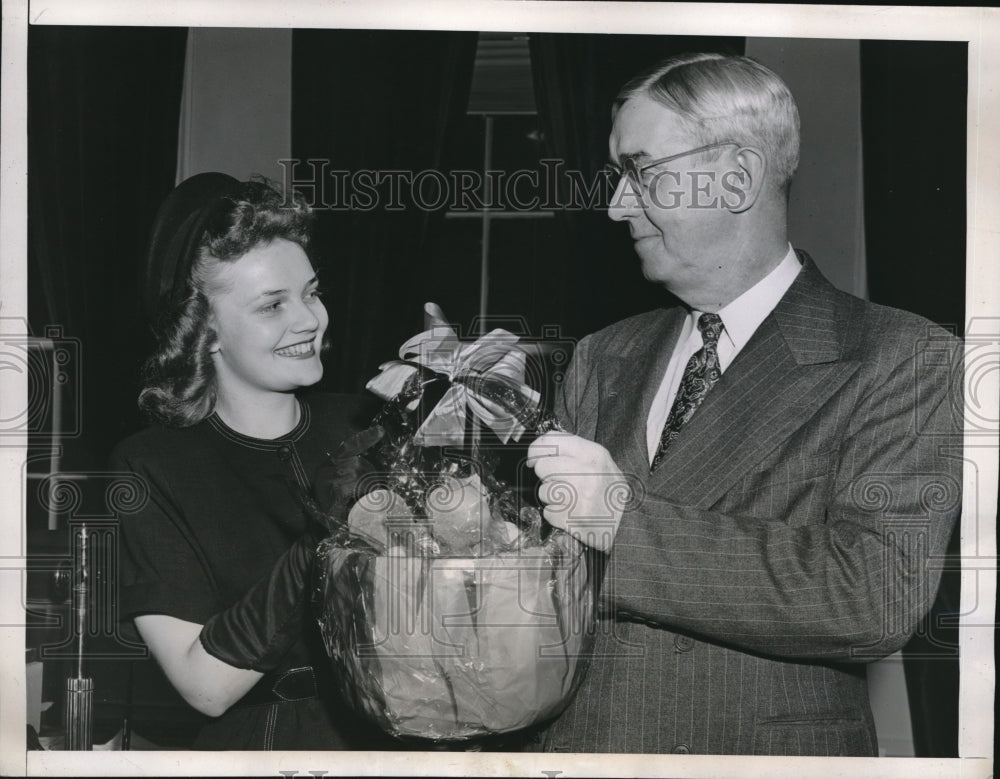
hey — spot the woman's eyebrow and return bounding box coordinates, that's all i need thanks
[255,288,288,300]
[250,276,319,302]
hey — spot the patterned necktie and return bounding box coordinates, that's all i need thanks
[651,312,725,471]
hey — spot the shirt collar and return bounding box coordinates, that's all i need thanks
[709,245,801,354]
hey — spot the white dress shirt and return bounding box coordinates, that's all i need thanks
[645,246,803,463]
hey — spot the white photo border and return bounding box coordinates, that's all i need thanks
[2,1,996,776]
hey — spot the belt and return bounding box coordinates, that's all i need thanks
[233,666,318,709]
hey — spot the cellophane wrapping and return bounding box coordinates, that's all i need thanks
[311,303,595,741]
[314,528,593,740]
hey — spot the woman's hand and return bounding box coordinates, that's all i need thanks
[526,432,629,553]
[134,424,385,721]
[138,529,323,717]
[312,425,385,529]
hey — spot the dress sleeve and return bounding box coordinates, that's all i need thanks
[112,439,226,626]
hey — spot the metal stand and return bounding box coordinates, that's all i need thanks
[64,678,93,750]
[64,522,94,750]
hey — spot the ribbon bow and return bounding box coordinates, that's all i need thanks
[366,302,541,446]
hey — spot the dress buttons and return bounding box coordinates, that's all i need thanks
[674,634,694,652]
[277,445,292,462]
[672,744,690,754]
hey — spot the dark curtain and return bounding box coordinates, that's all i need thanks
[528,34,744,338]
[28,26,188,467]
[291,30,479,394]
[860,40,967,758]
[27,25,191,745]
[861,41,966,336]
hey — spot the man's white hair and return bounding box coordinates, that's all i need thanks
[614,53,801,194]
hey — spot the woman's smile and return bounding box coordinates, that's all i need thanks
[274,339,317,358]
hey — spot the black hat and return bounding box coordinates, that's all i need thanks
[143,172,244,322]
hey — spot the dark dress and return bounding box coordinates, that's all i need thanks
[112,392,395,750]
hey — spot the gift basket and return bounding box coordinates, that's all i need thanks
[313,303,595,742]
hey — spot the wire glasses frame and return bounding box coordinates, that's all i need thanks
[604,141,740,192]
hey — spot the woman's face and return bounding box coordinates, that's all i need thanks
[207,238,329,401]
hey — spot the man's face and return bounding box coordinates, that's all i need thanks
[608,95,739,303]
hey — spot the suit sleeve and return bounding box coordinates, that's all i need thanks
[554,334,590,436]
[561,331,963,663]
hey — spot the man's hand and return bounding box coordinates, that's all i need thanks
[526,432,629,552]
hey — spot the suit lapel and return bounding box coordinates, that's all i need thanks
[594,308,686,482]
[645,256,860,507]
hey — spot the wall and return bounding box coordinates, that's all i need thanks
[175,27,292,183]
[746,38,868,298]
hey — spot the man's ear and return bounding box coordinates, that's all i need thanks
[721,147,767,213]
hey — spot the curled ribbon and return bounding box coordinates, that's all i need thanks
[366,302,541,446]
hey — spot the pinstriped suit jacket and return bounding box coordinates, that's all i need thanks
[541,254,962,755]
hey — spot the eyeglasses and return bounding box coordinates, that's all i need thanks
[604,141,739,192]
